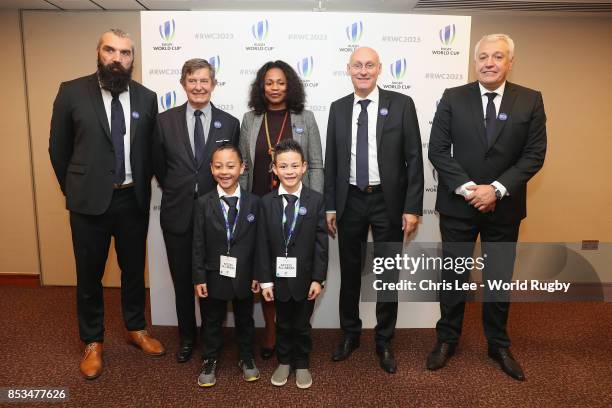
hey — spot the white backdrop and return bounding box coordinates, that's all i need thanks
[140,11,471,328]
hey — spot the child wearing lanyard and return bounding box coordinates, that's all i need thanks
[257,139,328,389]
[192,144,261,387]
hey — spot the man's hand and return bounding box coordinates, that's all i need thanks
[195,283,208,298]
[251,280,260,293]
[307,281,322,300]
[262,287,274,302]
[326,213,337,238]
[402,214,419,240]
[465,184,497,213]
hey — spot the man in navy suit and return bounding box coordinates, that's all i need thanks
[49,29,165,380]
[324,47,424,373]
[427,34,547,381]
[152,58,240,363]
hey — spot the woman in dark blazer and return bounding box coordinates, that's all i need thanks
[239,60,323,359]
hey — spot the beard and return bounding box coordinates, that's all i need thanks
[97,58,133,94]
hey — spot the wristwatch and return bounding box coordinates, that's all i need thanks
[492,185,502,200]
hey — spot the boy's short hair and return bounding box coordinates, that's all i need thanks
[273,139,305,163]
[210,143,243,163]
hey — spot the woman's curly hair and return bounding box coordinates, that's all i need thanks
[248,60,305,115]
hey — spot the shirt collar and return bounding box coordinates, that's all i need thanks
[217,184,241,199]
[187,102,212,118]
[278,182,302,200]
[99,84,130,96]
[354,86,379,106]
[479,81,506,98]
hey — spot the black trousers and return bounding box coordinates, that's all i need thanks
[436,213,520,348]
[275,297,315,369]
[337,186,402,346]
[69,187,147,344]
[162,227,197,345]
[201,295,255,361]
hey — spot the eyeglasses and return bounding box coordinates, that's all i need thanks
[349,62,379,72]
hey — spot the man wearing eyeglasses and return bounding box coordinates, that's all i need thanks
[324,47,424,373]
[152,58,240,363]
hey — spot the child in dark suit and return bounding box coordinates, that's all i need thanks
[257,139,328,389]
[192,144,261,387]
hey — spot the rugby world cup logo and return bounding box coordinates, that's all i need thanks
[390,58,407,80]
[439,24,456,46]
[209,55,221,74]
[159,19,176,42]
[297,57,314,78]
[160,91,176,111]
[251,19,269,42]
[346,21,363,43]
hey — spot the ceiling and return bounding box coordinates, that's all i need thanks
[2,0,612,15]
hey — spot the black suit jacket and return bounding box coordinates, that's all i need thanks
[256,187,328,302]
[324,87,424,225]
[192,188,259,301]
[428,81,547,223]
[49,73,158,215]
[152,102,240,235]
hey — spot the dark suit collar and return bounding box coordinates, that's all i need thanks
[87,74,111,141]
[376,86,390,150]
[469,82,488,149]
[489,82,517,149]
[175,102,197,167]
[128,80,140,146]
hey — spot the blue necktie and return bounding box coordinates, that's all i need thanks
[110,92,126,184]
[194,110,205,164]
[283,194,298,238]
[356,99,371,190]
[221,196,238,227]
[485,92,497,147]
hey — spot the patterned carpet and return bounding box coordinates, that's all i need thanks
[0,286,610,407]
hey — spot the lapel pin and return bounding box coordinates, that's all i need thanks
[131,111,140,119]
[213,120,222,129]
[498,113,508,121]
[247,213,255,223]
[298,206,307,216]
[379,108,389,116]
[294,125,304,134]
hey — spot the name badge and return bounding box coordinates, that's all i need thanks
[276,257,297,278]
[220,255,237,278]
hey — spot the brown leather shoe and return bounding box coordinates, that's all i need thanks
[127,330,166,357]
[80,342,103,380]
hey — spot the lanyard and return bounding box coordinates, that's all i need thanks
[219,199,239,255]
[281,198,300,258]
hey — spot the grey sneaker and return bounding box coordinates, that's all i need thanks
[197,359,217,387]
[295,368,312,389]
[239,359,260,382]
[271,364,291,386]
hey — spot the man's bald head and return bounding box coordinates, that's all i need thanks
[347,46,382,97]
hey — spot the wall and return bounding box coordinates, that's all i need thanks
[0,10,609,285]
[0,11,39,275]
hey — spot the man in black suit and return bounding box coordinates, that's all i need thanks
[49,29,165,380]
[325,47,424,373]
[427,34,547,381]
[152,58,240,362]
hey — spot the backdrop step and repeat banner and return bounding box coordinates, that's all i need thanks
[141,11,471,327]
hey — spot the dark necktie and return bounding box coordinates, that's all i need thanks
[194,110,205,164]
[110,92,126,184]
[485,92,497,146]
[283,194,298,238]
[356,99,371,190]
[221,196,238,227]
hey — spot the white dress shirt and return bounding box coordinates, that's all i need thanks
[455,82,508,198]
[260,182,303,289]
[101,86,132,185]
[350,87,380,186]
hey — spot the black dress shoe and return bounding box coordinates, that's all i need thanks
[426,342,457,371]
[176,343,194,363]
[376,345,397,374]
[331,338,360,362]
[260,346,275,360]
[488,347,525,381]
